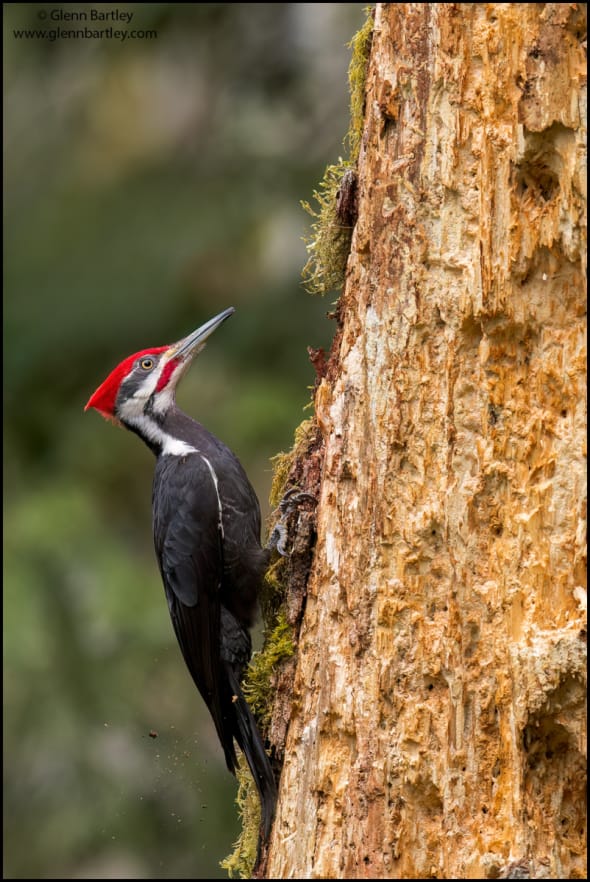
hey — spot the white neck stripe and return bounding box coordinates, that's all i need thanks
[123,411,197,456]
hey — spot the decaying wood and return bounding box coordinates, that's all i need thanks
[266,3,586,879]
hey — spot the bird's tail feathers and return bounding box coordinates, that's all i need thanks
[224,663,278,842]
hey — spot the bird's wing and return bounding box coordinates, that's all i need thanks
[152,452,237,770]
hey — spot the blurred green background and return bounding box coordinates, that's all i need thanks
[3,3,364,878]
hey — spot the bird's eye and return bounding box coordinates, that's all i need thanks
[140,358,155,370]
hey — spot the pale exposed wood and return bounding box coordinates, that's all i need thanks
[266,4,586,879]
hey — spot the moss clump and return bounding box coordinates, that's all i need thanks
[269,417,316,509]
[301,158,355,296]
[243,611,294,729]
[258,553,287,631]
[301,7,374,296]
[346,7,375,162]
[219,757,260,879]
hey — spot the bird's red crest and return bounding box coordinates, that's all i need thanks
[85,346,168,419]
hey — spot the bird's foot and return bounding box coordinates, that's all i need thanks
[267,488,316,557]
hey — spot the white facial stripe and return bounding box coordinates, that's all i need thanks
[117,394,147,424]
[116,360,167,424]
[151,387,174,415]
[150,360,188,414]
[118,355,187,422]
[132,359,167,401]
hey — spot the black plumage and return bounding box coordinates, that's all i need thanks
[152,411,277,839]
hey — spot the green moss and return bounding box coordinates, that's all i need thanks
[301,7,374,296]
[301,158,355,296]
[346,7,375,162]
[269,417,316,509]
[243,612,294,729]
[219,757,260,879]
[258,554,287,627]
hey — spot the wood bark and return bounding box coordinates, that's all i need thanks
[266,4,586,879]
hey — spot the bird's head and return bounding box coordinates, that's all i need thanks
[85,307,235,426]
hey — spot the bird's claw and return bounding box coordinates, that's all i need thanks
[268,522,288,557]
[268,488,317,557]
[277,487,316,514]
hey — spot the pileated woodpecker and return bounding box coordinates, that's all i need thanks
[85,307,277,841]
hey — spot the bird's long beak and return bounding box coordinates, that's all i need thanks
[167,307,235,362]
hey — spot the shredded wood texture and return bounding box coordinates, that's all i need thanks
[266,4,587,879]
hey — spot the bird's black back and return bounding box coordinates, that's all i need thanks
[151,407,276,836]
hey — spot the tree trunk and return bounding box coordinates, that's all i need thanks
[266,4,587,879]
